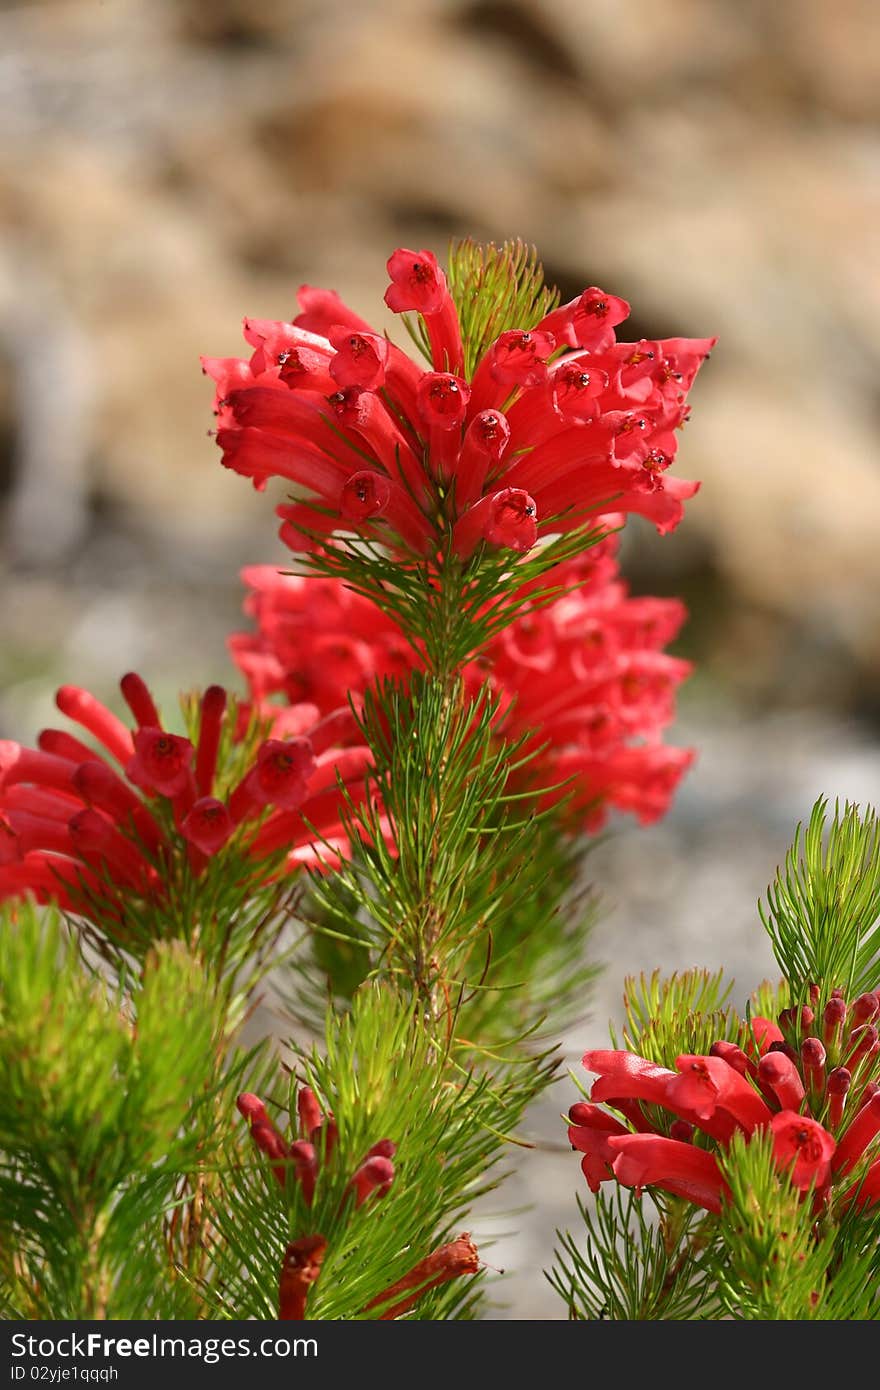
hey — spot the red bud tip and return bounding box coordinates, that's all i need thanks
[236,1092,268,1122]
[297,1086,323,1138]
[366,1138,396,1159]
[851,992,880,1026]
[827,1066,852,1128]
[350,1154,395,1207]
[801,1037,826,1068]
[568,1102,593,1125]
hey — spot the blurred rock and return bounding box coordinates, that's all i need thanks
[1,0,880,1320]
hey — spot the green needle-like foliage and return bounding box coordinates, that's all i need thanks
[399,237,560,380]
[715,1132,880,1320]
[447,238,561,381]
[613,968,741,1062]
[452,821,598,1049]
[760,798,880,1000]
[0,903,229,1318]
[715,1131,836,1319]
[548,1190,721,1320]
[297,670,593,1041]
[293,519,609,677]
[203,984,552,1319]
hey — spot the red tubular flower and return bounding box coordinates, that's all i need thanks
[237,1092,290,1188]
[769,1112,836,1191]
[180,798,233,855]
[384,247,464,374]
[453,409,511,510]
[746,1016,785,1059]
[55,686,134,766]
[347,1154,395,1208]
[278,1235,327,1320]
[236,1092,268,1124]
[68,809,158,894]
[364,1234,480,1320]
[297,1086,323,1139]
[668,1054,772,1134]
[250,736,316,807]
[757,1051,807,1112]
[1,809,73,861]
[37,728,96,765]
[0,853,104,912]
[364,1138,396,1160]
[801,1036,827,1105]
[0,742,79,797]
[384,247,447,315]
[568,1101,631,1192]
[585,1049,678,1108]
[338,470,433,552]
[327,327,389,390]
[276,508,337,556]
[606,1134,727,1213]
[834,1092,880,1175]
[538,286,631,350]
[452,487,538,558]
[823,996,847,1051]
[126,729,194,798]
[710,1040,754,1078]
[416,372,471,480]
[827,1067,851,1128]
[120,672,161,730]
[416,372,471,431]
[850,992,880,1026]
[72,761,164,855]
[288,1141,318,1206]
[194,685,227,797]
[249,1122,289,1188]
[469,328,556,414]
[846,1024,879,1072]
[205,245,708,564]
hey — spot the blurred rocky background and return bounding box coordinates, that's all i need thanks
[2,0,879,1317]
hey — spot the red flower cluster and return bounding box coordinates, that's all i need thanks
[229,567,415,714]
[468,533,694,830]
[0,672,375,916]
[237,1087,395,1210]
[570,988,880,1214]
[237,1088,479,1321]
[229,530,693,834]
[204,247,711,561]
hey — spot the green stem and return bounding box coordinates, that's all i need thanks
[410,557,467,1030]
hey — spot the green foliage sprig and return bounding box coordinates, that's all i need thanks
[552,799,880,1322]
[760,798,880,1001]
[0,904,235,1319]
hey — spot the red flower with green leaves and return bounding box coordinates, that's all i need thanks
[229,526,693,834]
[204,244,711,563]
[569,988,880,1214]
[0,671,381,922]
